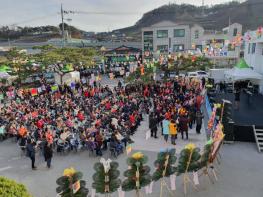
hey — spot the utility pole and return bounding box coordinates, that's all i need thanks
[61,4,65,47]
[202,0,205,16]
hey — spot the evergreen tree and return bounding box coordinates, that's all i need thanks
[177,143,201,175]
[122,152,152,196]
[56,167,89,197]
[199,140,213,168]
[92,159,121,196]
[177,143,201,195]
[152,148,177,181]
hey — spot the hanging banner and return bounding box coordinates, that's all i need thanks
[70,82,76,89]
[31,88,38,96]
[72,180,80,194]
[51,85,58,92]
[118,187,125,197]
[193,172,199,185]
[7,91,14,98]
[170,175,176,190]
[37,87,42,94]
[81,78,87,84]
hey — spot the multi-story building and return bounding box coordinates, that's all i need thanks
[244,30,263,94]
[142,20,242,60]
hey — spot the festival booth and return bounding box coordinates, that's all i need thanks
[104,45,142,64]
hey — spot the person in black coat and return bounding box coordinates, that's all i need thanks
[149,112,158,138]
[44,142,53,168]
[26,139,37,170]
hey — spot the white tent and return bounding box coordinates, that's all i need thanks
[0,72,10,79]
[224,67,263,81]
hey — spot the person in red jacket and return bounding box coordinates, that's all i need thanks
[105,101,111,110]
[77,111,85,121]
[36,118,44,129]
[129,113,135,126]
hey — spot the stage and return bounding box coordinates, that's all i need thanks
[214,92,263,126]
[209,91,263,142]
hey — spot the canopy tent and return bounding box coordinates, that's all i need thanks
[0,72,11,79]
[224,59,263,82]
[0,65,11,72]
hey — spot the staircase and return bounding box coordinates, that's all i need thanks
[253,125,263,152]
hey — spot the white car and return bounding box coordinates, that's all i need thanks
[196,71,209,78]
[187,71,208,78]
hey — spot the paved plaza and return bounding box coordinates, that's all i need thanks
[1,77,263,197]
[0,115,263,197]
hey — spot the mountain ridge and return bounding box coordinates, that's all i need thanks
[115,0,263,35]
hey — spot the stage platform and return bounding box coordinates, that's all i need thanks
[214,92,263,126]
[210,91,263,142]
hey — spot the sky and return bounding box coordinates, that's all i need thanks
[0,0,242,32]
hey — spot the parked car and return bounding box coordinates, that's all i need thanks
[187,71,208,78]
[160,72,185,79]
[196,70,209,78]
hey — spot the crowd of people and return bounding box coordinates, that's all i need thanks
[0,76,204,170]
[148,78,204,145]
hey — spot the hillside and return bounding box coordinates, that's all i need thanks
[116,0,263,34]
[0,23,84,42]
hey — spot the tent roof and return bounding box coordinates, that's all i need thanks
[0,66,11,72]
[225,67,263,81]
[235,59,249,69]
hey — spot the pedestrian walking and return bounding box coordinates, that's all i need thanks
[26,139,37,170]
[149,112,158,138]
[169,119,177,145]
[44,142,53,168]
[162,117,170,143]
[196,110,204,134]
[179,115,189,140]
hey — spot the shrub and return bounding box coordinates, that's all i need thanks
[0,176,31,197]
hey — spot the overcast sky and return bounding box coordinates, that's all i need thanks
[0,0,242,32]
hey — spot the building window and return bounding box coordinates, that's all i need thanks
[157,45,168,53]
[248,43,251,54]
[194,30,199,39]
[233,28,238,37]
[157,30,168,38]
[174,29,185,37]
[252,43,256,54]
[173,44,184,52]
[143,31,153,51]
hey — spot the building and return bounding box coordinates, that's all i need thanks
[142,21,201,54]
[141,20,242,61]
[244,29,263,94]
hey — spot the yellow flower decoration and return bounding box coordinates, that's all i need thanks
[132,152,144,160]
[185,143,196,151]
[63,167,76,177]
